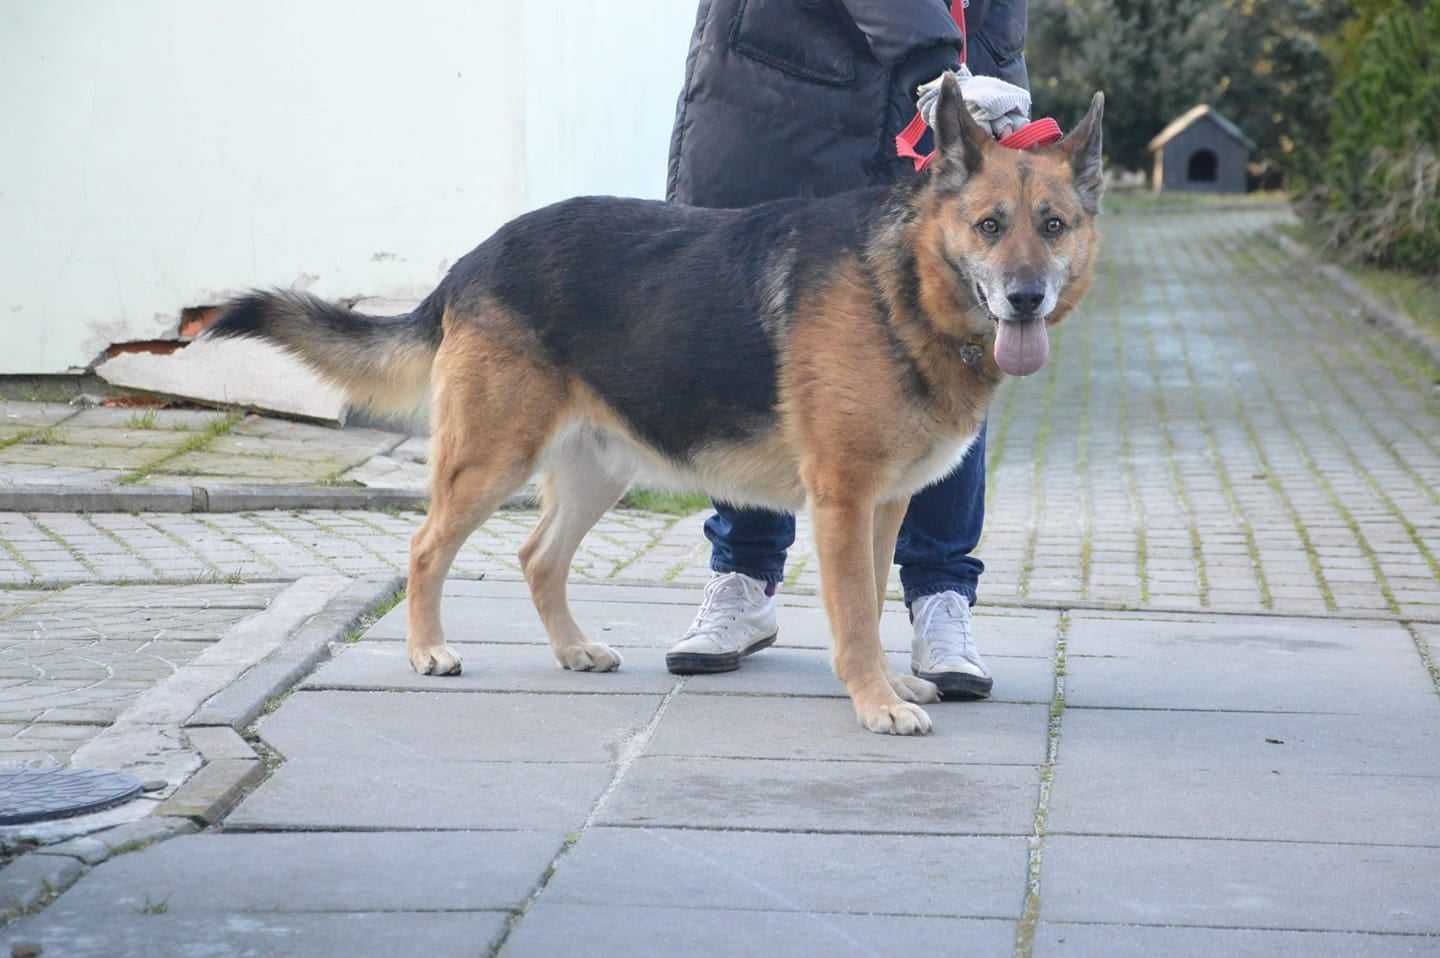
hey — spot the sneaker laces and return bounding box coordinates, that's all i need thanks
[915,592,978,664]
[682,573,761,641]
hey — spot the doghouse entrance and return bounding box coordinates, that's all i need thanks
[1187,149,1218,183]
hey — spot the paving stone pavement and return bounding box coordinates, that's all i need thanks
[0,405,405,491]
[1,206,1439,954]
[0,584,285,769]
[5,579,1437,956]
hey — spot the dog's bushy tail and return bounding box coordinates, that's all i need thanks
[207,290,441,412]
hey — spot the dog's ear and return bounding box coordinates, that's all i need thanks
[1061,92,1105,214]
[932,72,987,183]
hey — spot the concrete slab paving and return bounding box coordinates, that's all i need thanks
[1049,764,1440,844]
[1049,705,1440,844]
[227,757,612,831]
[542,827,1028,917]
[644,694,1050,765]
[302,641,682,695]
[596,756,1039,834]
[1,913,509,958]
[504,904,1018,957]
[1040,836,1440,933]
[1033,924,1440,957]
[1057,709,1440,777]
[683,647,1056,703]
[254,689,661,763]
[36,831,562,914]
[1066,612,1437,713]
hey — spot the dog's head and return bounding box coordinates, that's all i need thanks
[918,76,1104,376]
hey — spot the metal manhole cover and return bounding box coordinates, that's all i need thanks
[0,769,144,825]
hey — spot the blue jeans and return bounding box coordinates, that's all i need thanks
[707,423,986,606]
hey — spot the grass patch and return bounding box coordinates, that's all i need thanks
[126,409,158,430]
[1105,189,1290,215]
[1275,222,1440,349]
[188,569,248,585]
[344,585,406,643]
[617,488,710,515]
[1350,266,1440,345]
[28,427,60,445]
[137,895,169,915]
[0,430,35,451]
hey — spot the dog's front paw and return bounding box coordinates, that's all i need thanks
[557,642,623,672]
[855,699,933,735]
[889,673,940,704]
[409,643,463,676]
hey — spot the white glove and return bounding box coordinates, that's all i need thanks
[917,65,1032,140]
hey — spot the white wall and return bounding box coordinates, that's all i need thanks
[0,1,697,373]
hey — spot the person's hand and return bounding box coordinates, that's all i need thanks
[917,65,1031,140]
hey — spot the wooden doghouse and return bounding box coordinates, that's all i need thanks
[1148,105,1253,193]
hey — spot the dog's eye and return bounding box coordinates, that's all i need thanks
[1044,217,1067,235]
[977,218,1001,235]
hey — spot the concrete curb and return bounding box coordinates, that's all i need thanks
[188,574,406,730]
[1274,234,1440,369]
[0,483,537,514]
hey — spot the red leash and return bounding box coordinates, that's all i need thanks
[894,0,1062,171]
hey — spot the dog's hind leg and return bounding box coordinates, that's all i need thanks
[872,497,940,706]
[405,322,564,676]
[519,433,634,672]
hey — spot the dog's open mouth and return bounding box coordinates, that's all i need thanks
[975,286,1050,377]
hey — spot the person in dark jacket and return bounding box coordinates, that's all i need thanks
[664,0,1031,699]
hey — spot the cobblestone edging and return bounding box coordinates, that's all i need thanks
[0,576,403,926]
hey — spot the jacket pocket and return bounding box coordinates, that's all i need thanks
[729,0,857,86]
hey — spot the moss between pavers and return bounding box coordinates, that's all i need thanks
[150,452,344,482]
[64,407,233,432]
[28,427,195,451]
[117,412,242,485]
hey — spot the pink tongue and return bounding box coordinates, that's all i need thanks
[993,320,1050,376]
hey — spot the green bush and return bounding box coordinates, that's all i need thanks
[1298,0,1440,273]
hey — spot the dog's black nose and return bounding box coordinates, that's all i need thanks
[1006,285,1046,317]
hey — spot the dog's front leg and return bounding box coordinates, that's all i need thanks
[872,497,940,707]
[812,493,933,735]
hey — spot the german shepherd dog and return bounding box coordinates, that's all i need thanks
[210,77,1104,735]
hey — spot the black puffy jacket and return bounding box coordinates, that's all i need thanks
[666,0,1029,208]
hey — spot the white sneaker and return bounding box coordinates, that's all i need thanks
[911,591,993,699]
[666,572,778,674]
